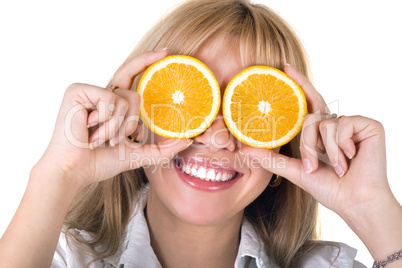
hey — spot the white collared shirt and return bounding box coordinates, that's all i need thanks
[52,186,366,268]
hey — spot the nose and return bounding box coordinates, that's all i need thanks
[192,113,236,152]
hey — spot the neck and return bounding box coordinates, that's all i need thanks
[146,192,243,268]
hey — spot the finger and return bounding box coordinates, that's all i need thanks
[89,94,129,146]
[316,136,325,153]
[65,83,116,119]
[105,138,193,172]
[126,123,144,144]
[238,146,342,194]
[337,116,386,161]
[319,119,348,177]
[284,64,329,114]
[109,89,142,146]
[300,113,322,173]
[62,84,116,146]
[239,148,305,188]
[132,123,144,141]
[135,139,193,167]
[107,48,168,90]
[87,100,116,128]
[336,117,357,160]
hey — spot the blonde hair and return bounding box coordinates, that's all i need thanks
[64,0,319,267]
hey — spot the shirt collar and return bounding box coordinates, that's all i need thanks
[83,185,278,268]
[236,220,279,268]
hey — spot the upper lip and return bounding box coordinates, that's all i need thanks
[174,155,243,175]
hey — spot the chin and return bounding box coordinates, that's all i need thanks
[144,163,244,227]
[144,156,270,227]
[177,208,227,226]
[170,194,241,226]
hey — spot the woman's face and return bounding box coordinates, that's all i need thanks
[144,37,276,226]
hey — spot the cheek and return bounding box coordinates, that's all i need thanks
[242,146,281,187]
[249,165,273,190]
[235,168,272,213]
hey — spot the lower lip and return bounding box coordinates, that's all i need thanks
[174,161,241,191]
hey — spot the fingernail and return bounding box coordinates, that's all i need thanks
[186,139,194,148]
[334,164,345,178]
[110,136,124,147]
[303,158,313,174]
[344,150,353,159]
[154,47,168,52]
[87,122,97,128]
[285,63,291,67]
[89,140,104,150]
[238,150,245,156]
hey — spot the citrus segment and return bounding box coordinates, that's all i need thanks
[223,66,306,148]
[137,55,220,139]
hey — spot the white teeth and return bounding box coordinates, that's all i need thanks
[206,169,215,181]
[197,166,206,179]
[191,165,198,177]
[178,161,236,182]
[222,173,229,181]
[185,164,191,175]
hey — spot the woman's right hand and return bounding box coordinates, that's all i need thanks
[35,48,191,192]
[0,48,194,268]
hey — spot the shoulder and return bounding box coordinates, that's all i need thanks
[51,229,104,268]
[290,241,366,268]
[51,186,157,268]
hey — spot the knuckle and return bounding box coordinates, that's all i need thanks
[372,119,384,131]
[370,119,385,137]
[123,90,141,108]
[65,83,82,94]
[125,120,139,135]
[67,83,80,90]
[104,93,116,107]
[101,91,116,106]
[319,120,328,133]
[116,97,129,113]
[129,91,141,104]
[338,116,350,127]
[304,113,320,124]
[121,98,130,112]
[299,143,308,155]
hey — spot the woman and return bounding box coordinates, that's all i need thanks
[0,0,401,267]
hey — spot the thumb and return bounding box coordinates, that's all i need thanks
[240,148,304,187]
[120,138,193,171]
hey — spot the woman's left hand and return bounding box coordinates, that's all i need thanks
[241,64,389,216]
[239,64,402,260]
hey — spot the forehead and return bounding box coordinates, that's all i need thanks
[194,36,244,89]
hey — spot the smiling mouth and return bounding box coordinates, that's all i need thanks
[174,157,241,182]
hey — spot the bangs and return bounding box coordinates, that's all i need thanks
[128,0,309,90]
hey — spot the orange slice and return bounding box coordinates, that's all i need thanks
[222,66,307,148]
[137,55,220,139]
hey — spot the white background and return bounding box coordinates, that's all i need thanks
[0,1,401,266]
